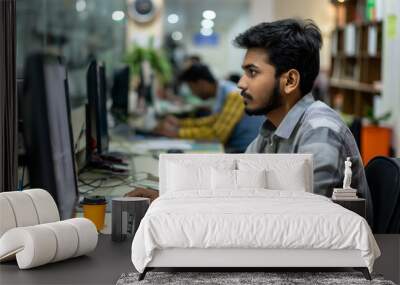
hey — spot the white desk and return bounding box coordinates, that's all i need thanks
[77,137,223,234]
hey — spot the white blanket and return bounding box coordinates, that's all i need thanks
[131,190,380,273]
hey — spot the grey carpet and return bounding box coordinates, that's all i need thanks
[116,271,396,285]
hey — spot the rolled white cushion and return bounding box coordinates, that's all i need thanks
[0,196,17,238]
[0,191,39,227]
[42,221,79,262]
[24,189,60,223]
[0,218,98,269]
[64,218,98,257]
[0,226,57,269]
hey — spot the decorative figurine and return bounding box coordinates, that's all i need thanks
[343,157,352,189]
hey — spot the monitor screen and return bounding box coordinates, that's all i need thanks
[22,53,78,219]
[111,66,130,120]
[86,60,109,156]
[98,63,109,154]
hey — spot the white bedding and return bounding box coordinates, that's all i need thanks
[131,190,380,273]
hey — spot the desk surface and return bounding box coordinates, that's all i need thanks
[0,235,133,285]
[78,137,223,198]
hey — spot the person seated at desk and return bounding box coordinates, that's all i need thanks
[126,19,373,225]
[153,63,264,153]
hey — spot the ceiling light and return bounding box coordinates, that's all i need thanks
[171,31,183,41]
[76,0,86,12]
[167,14,179,24]
[112,11,125,21]
[201,19,214,29]
[200,27,213,36]
[202,10,216,20]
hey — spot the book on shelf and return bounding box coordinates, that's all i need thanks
[368,25,378,56]
[344,24,357,56]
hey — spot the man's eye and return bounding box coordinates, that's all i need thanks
[246,69,257,77]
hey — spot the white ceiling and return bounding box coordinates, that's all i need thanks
[164,0,249,35]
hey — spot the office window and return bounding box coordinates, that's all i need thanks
[17,0,127,106]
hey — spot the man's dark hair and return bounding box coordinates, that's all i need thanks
[179,63,216,84]
[234,19,322,95]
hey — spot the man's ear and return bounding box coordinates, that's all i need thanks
[283,69,300,94]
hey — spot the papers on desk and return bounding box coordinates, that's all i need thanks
[131,139,194,153]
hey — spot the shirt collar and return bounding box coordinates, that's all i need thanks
[261,93,315,140]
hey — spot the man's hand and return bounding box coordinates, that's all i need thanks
[124,187,159,203]
[164,115,180,127]
[153,120,179,137]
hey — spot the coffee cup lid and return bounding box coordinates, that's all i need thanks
[81,196,107,205]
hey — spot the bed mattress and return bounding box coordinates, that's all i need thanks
[131,190,380,273]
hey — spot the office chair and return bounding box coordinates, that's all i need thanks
[365,156,400,233]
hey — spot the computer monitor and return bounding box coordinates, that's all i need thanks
[21,53,78,219]
[111,66,130,121]
[86,60,109,156]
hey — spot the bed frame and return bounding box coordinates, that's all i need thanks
[138,248,371,280]
[138,154,372,281]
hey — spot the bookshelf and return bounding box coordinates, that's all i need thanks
[329,0,383,116]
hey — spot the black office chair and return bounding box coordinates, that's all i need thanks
[365,156,400,233]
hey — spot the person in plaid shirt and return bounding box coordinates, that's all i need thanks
[154,64,264,153]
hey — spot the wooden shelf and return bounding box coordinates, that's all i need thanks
[332,52,381,59]
[329,78,381,94]
[329,0,383,117]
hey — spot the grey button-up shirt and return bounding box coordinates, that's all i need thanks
[246,94,372,223]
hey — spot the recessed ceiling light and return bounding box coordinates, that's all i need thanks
[172,31,183,41]
[167,14,179,24]
[200,27,213,36]
[201,19,214,29]
[76,0,86,12]
[202,10,216,20]
[112,11,125,21]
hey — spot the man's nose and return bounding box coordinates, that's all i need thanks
[237,75,247,91]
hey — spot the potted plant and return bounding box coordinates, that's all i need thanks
[124,38,172,85]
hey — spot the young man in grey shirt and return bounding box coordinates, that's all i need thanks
[234,19,372,223]
[126,18,372,224]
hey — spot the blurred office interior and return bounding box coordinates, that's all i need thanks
[1,0,399,206]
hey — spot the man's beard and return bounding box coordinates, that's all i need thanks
[243,79,282,116]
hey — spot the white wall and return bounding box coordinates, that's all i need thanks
[382,0,400,156]
[249,0,335,71]
[184,12,249,78]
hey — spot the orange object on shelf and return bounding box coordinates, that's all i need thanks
[361,126,391,165]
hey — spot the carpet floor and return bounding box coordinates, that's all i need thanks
[116,271,396,285]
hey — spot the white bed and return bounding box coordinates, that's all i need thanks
[131,154,380,280]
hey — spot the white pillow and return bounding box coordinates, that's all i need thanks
[211,168,236,190]
[236,169,267,189]
[211,168,267,190]
[166,160,235,192]
[266,167,306,191]
[167,163,210,191]
[238,159,308,191]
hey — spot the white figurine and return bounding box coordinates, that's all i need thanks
[343,157,352,189]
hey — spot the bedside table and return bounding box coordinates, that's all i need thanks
[331,198,366,219]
